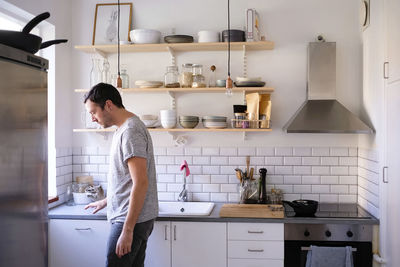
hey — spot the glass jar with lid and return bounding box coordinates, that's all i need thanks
[165,66,180,88]
[120,68,129,89]
[180,63,193,88]
[192,64,206,88]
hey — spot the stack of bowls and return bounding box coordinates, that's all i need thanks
[160,109,176,129]
[140,114,159,128]
[179,116,199,128]
[202,116,228,129]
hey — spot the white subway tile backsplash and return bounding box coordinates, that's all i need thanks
[238,147,256,156]
[174,156,192,165]
[211,175,228,184]
[158,156,175,165]
[229,156,246,165]
[73,165,81,173]
[158,192,175,201]
[267,175,284,184]
[284,176,302,184]
[275,166,293,175]
[72,147,82,155]
[98,146,110,155]
[221,184,238,193]
[82,165,98,173]
[265,157,283,165]
[202,147,219,155]
[210,156,228,165]
[167,147,184,155]
[228,193,240,202]
[98,164,109,173]
[211,193,228,202]
[339,195,357,203]
[56,157,65,167]
[189,166,202,174]
[220,166,235,175]
[358,167,379,184]
[155,165,166,173]
[293,185,312,193]
[312,147,330,156]
[184,147,201,155]
[275,147,293,156]
[228,175,239,184]
[186,184,202,193]
[339,176,357,185]
[220,147,237,156]
[167,183,182,192]
[349,185,357,194]
[73,155,89,164]
[256,147,274,156]
[302,157,320,166]
[302,176,321,184]
[192,193,210,202]
[157,174,175,183]
[339,157,357,166]
[250,157,264,165]
[157,183,167,192]
[193,175,211,184]
[312,166,330,175]
[331,185,348,194]
[283,194,301,201]
[294,166,312,175]
[320,194,338,203]
[82,147,98,155]
[284,157,302,165]
[301,194,320,201]
[90,156,105,164]
[167,165,181,174]
[330,166,348,175]
[320,157,339,166]
[330,147,348,156]
[321,176,338,184]
[275,185,293,193]
[202,166,220,175]
[312,185,330,193]
[348,147,357,157]
[293,147,312,156]
[358,148,379,162]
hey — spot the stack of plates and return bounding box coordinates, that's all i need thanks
[164,35,194,43]
[135,80,164,88]
[202,116,227,129]
[234,77,265,87]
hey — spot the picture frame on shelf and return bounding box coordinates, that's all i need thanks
[92,3,133,45]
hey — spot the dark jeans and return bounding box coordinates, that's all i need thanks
[106,219,154,267]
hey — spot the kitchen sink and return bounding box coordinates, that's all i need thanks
[158,201,215,216]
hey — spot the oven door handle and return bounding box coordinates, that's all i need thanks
[301,246,357,252]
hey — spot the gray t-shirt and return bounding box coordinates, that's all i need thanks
[107,115,158,223]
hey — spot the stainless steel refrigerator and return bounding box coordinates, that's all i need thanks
[0,43,48,267]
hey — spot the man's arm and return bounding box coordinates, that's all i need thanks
[115,156,148,258]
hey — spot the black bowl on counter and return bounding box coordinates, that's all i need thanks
[222,29,245,42]
[282,199,319,217]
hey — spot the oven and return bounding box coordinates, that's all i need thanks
[284,223,372,267]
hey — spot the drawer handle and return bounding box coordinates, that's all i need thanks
[74,228,91,231]
[248,230,264,234]
[248,249,264,253]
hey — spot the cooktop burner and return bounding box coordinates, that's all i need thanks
[284,203,373,219]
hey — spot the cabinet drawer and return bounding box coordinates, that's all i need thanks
[228,258,284,267]
[228,240,284,259]
[228,223,284,240]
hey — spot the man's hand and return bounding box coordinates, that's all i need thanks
[115,229,133,258]
[84,198,107,214]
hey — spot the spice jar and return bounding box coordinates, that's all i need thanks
[164,66,180,88]
[192,64,206,88]
[180,63,193,88]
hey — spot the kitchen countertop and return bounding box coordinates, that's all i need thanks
[49,203,379,225]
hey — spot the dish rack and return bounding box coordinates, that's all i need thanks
[231,118,271,129]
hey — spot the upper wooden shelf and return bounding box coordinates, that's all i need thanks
[74,41,274,54]
[75,87,274,93]
[73,128,272,133]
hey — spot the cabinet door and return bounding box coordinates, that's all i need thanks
[145,221,171,267]
[171,222,226,267]
[384,0,400,266]
[49,219,110,267]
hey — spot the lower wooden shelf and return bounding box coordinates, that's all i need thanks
[73,128,272,133]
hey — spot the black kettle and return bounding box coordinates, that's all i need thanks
[282,199,319,217]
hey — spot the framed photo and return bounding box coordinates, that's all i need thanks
[92,3,133,45]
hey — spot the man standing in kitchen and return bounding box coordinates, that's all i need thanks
[84,83,158,267]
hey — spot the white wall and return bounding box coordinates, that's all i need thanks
[71,0,362,148]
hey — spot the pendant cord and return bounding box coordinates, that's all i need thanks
[117,0,120,76]
[227,0,230,76]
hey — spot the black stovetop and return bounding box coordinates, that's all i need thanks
[284,203,373,219]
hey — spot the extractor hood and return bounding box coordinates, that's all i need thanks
[283,42,374,134]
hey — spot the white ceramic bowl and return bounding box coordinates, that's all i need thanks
[130,29,161,44]
[161,121,176,129]
[73,192,91,204]
[142,119,159,127]
[198,30,220,43]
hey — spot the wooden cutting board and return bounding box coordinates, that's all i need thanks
[219,204,284,218]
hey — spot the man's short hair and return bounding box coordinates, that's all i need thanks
[84,83,125,109]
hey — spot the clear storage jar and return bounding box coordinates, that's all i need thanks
[180,63,193,88]
[165,66,180,88]
[192,64,206,88]
[120,68,129,89]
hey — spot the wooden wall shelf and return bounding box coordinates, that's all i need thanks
[73,128,272,133]
[74,87,274,93]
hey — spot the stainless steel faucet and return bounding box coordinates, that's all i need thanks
[177,177,188,202]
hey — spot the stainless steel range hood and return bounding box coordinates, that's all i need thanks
[283,42,374,134]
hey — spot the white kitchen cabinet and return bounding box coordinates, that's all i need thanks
[227,222,284,267]
[384,0,400,266]
[171,221,226,267]
[145,221,171,267]
[49,219,110,267]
